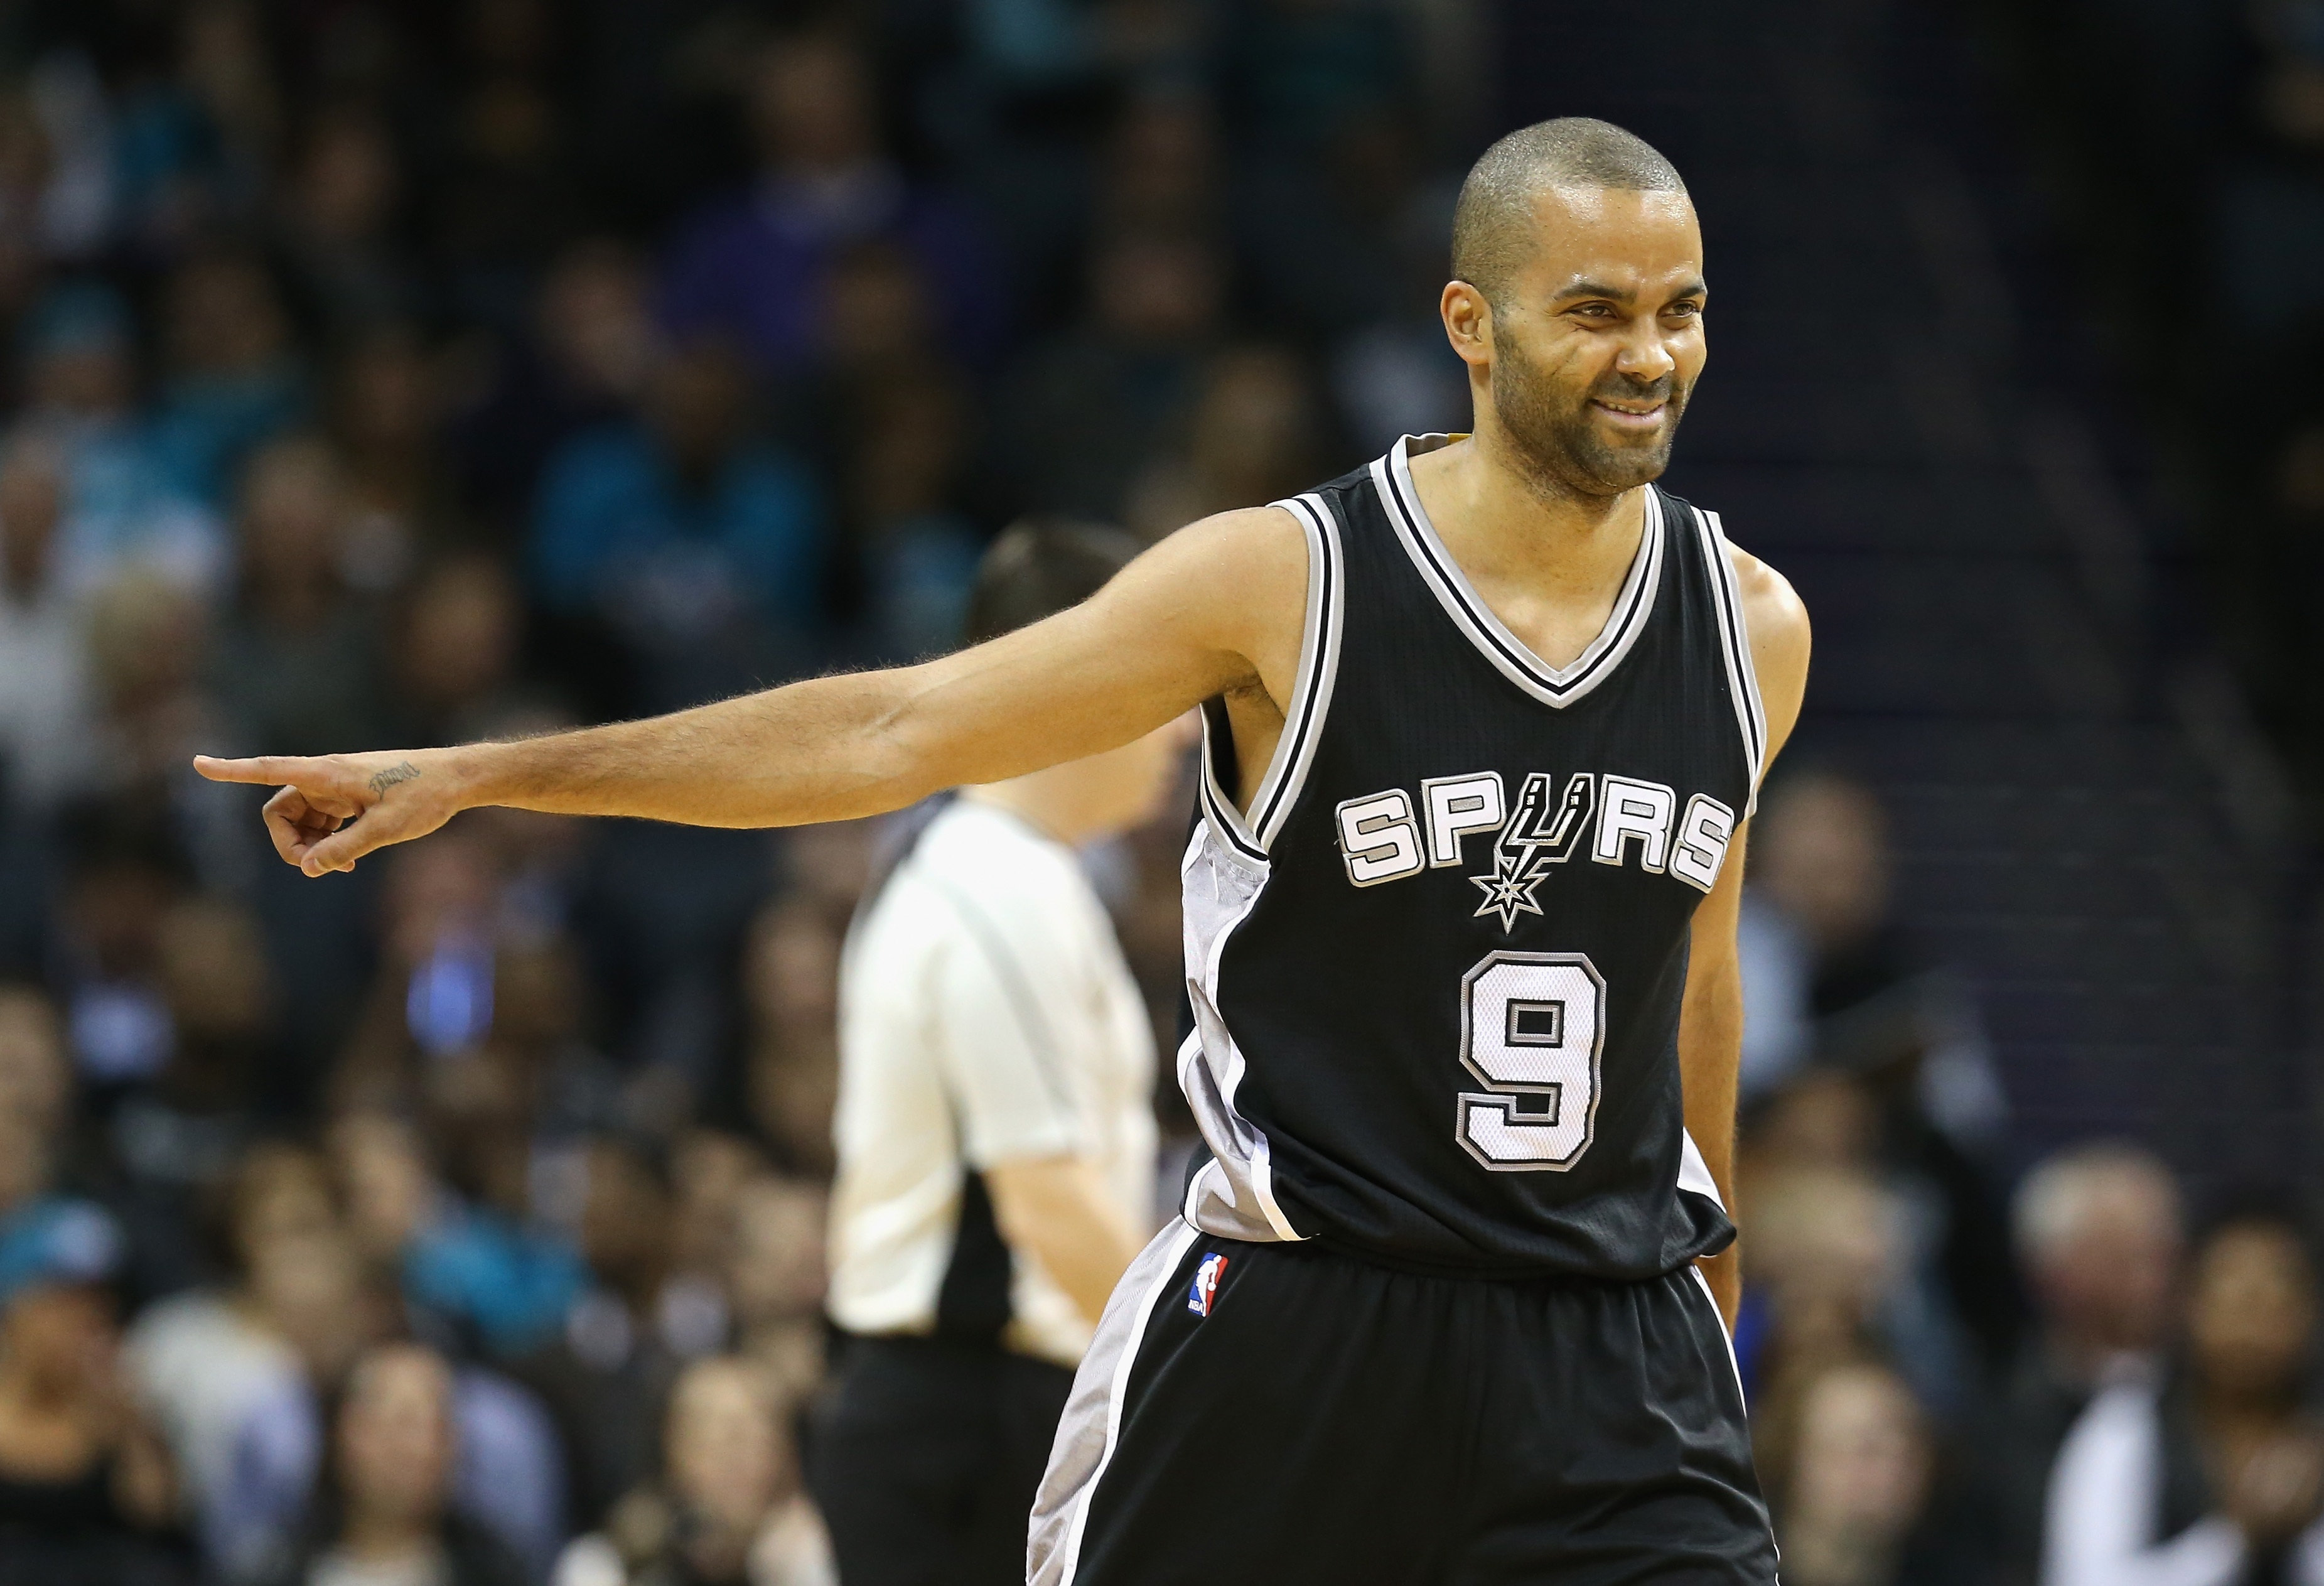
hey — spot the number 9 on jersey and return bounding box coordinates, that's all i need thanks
[1456,952,1605,1170]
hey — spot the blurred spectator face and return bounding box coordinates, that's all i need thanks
[1744,1166,1901,1362]
[164,254,291,377]
[581,1140,672,1296]
[397,553,519,716]
[1,1282,114,1400]
[1749,1071,1878,1173]
[487,937,581,1050]
[725,1176,826,1329]
[422,1046,533,1211]
[331,1111,437,1264]
[672,1131,766,1277]
[852,375,962,522]
[0,1111,54,1215]
[745,898,840,1037]
[294,111,399,244]
[334,330,438,458]
[466,0,551,70]
[86,571,208,716]
[381,828,502,967]
[2278,421,2324,519]
[1106,97,1217,232]
[2188,1221,2318,1402]
[0,988,68,1133]
[1782,1364,1933,1568]
[249,1229,376,1379]
[540,241,653,401]
[1093,232,1222,346]
[460,77,557,173]
[0,89,50,216]
[238,436,348,593]
[26,322,135,418]
[825,242,933,369]
[62,847,180,982]
[159,896,274,1049]
[337,1344,457,1529]
[0,435,63,595]
[749,36,878,174]
[228,1143,338,1270]
[645,342,751,479]
[666,1357,790,1535]
[745,900,841,1174]
[1751,774,1891,954]
[180,1,279,151]
[2014,1144,2181,1362]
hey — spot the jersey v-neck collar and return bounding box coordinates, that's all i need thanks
[1369,433,1665,710]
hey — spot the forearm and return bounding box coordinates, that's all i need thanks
[1685,1059,1743,1328]
[452,669,934,829]
[195,502,1302,875]
[986,1157,1143,1325]
[1680,848,1750,1329]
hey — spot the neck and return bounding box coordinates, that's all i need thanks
[963,771,1106,849]
[1412,426,1648,593]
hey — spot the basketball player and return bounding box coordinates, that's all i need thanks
[815,522,1172,1585]
[198,117,1810,1582]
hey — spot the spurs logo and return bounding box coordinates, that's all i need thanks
[1332,769,1734,904]
[1468,773,1595,932]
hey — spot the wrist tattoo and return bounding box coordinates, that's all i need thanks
[367,761,422,796]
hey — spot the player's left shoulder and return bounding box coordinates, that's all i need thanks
[1718,541,1810,752]
[1720,541,1809,655]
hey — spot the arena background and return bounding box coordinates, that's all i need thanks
[0,0,2313,1582]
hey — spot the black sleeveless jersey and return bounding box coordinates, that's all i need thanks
[1176,434,1767,1280]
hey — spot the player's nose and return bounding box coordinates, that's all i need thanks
[1614,328,1677,382]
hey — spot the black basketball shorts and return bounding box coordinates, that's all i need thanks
[1028,1222,1776,1585]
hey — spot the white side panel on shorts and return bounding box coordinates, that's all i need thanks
[1028,1219,1203,1586]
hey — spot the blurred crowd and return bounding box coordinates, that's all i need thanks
[0,3,2314,1585]
[1999,0,2324,804]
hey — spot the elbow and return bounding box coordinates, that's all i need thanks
[856,675,955,812]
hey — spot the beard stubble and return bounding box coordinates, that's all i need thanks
[1490,333,1690,501]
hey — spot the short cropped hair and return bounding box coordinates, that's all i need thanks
[962,519,1143,645]
[1451,117,1687,305]
[2011,1140,2180,1267]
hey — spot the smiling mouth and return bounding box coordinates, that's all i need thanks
[1591,398,1667,426]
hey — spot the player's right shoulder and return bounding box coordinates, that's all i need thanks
[1099,504,1311,676]
[1134,503,1308,588]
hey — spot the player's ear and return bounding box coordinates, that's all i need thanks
[1442,279,1493,369]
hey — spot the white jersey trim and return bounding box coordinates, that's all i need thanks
[1372,434,1665,709]
[1696,508,1769,815]
[1196,492,1344,859]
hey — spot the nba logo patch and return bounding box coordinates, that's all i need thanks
[1187,1253,1229,1317]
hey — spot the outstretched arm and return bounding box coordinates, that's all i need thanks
[196,508,1309,875]
[1681,546,1810,1328]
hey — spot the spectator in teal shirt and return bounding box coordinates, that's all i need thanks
[530,338,826,712]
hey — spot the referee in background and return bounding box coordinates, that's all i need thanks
[810,522,1184,1585]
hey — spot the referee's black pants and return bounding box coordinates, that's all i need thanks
[810,1333,1075,1586]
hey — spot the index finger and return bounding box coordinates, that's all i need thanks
[193,755,319,786]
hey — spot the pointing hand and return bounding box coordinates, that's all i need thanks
[191,749,465,875]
